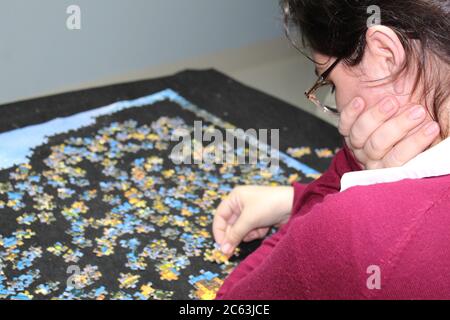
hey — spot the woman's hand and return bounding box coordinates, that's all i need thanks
[212,186,294,257]
[339,96,441,170]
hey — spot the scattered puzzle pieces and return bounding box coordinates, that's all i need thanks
[0,96,334,300]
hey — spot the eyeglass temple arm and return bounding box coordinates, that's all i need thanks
[305,58,341,97]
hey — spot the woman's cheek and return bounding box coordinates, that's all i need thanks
[334,84,375,113]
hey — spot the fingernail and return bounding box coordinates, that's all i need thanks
[424,122,440,136]
[352,98,362,110]
[380,98,396,114]
[221,243,231,255]
[409,106,426,120]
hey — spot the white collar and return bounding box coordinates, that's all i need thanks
[340,137,450,192]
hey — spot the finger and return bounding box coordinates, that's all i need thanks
[349,96,400,149]
[344,136,369,169]
[381,121,440,167]
[242,227,270,242]
[213,198,237,245]
[338,97,366,136]
[363,105,428,161]
[221,211,254,256]
[243,230,260,243]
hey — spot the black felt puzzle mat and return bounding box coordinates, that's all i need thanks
[0,70,342,300]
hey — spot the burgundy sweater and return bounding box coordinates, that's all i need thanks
[216,140,450,299]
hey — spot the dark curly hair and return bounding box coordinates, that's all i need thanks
[282,0,450,138]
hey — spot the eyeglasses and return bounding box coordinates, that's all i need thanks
[305,58,341,117]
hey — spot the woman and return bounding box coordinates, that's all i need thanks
[214,0,450,299]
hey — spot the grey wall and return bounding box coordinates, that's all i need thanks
[0,0,283,105]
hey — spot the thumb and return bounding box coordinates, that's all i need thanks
[221,212,252,256]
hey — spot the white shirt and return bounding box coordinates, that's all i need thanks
[340,137,450,192]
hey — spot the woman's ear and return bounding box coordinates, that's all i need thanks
[364,25,407,94]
